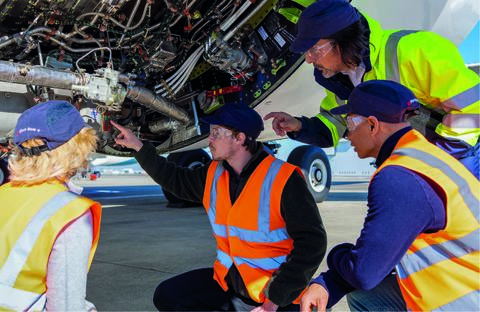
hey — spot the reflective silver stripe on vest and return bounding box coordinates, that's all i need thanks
[0,191,78,287]
[258,159,284,232]
[228,226,289,243]
[227,159,289,243]
[443,113,480,128]
[392,148,480,222]
[385,30,419,81]
[233,255,287,271]
[444,83,480,110]
[217,249,233,268]
[432,289,480,311]
[0,284,46,311]
[397,229,479,278]
[207,163,227,237]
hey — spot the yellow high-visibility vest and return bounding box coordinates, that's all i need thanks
[374,129,479,311]
[0,182,101,311]
[318,13,479,147]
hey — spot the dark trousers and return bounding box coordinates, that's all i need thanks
[153,268,300,311]
[346,273,407,312]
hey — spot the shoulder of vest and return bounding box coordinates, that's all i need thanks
[209,159,223,168]
[377,130,475,182]
[267,155,299,175]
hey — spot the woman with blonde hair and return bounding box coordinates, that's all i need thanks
[0,100,102,311]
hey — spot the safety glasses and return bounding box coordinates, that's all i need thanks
[306,41,333,59]
[209,125,233,139]
[346,115,367,132]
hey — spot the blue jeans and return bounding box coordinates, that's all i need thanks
[346,273,407,312]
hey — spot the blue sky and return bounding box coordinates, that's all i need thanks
[459,22,480,64]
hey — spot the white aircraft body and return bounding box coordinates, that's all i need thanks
[0,0,477,202]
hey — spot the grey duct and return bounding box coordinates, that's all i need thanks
[148,119,181,133]
[126,86,190,124]
[0,60,84,89]
[0,61,191,125]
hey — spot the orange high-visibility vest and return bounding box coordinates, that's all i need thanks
[374,129,479,311]
[0,182,102,311]
[203,155,304,303]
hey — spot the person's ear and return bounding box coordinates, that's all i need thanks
[367,116,379,134]
[235,132,246,144]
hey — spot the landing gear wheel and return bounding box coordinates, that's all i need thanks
[162,149,211,208]
[0,159,10,185]
[287,145,331,203]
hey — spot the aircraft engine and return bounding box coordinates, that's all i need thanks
[0,0,306,156]
[0,0,473,157]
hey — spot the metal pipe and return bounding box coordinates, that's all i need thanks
[0,37,15,49]
[119,0,142,44]
[224,0,269,42]
[75,47,113,71]
[20,13,44,40]
[149,118,180,133]
[169,0,201,27]
[32,33,103,53]
[220,0,251,32]
[0,60,85,89]
[127,86,190,124]
[191,98,201,135]
[37,43,44,66]
[75,3,150,32]
[118,73,133,84]
[0,61,190,125]
[67,2,108,39]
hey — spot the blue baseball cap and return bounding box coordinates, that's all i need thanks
[14,100,86,153]
[290,0,360,53]
[330,80,420,123]
[201,103,264,139]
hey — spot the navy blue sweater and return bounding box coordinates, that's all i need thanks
[312,127,446,308]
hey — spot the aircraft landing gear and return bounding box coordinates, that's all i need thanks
[287,145,332,203]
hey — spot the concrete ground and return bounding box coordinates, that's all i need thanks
[76,175,368,311]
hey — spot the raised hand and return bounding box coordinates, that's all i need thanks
[264,112,302,137]
[110,120,144,152]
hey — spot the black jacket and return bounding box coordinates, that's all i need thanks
[135,142,327,307]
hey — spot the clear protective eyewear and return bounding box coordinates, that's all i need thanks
[209,125,233,139]
[346,115,367,132]
[306,41,333,59]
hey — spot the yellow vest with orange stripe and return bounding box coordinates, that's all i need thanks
[0,182,102,311]
[203,155,304,304]
[374,129,479,311]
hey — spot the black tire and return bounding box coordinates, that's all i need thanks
[287,145,331,203]
[162,149,211,208]
[0,159,10,185]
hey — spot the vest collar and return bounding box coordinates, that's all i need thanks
[375,126,412,168]
[222,142,269,178]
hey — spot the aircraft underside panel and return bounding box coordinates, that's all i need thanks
[0,0,475,156]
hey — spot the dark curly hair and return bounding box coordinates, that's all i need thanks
[324,18,369,68]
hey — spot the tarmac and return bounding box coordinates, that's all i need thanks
[75,174,369,311]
